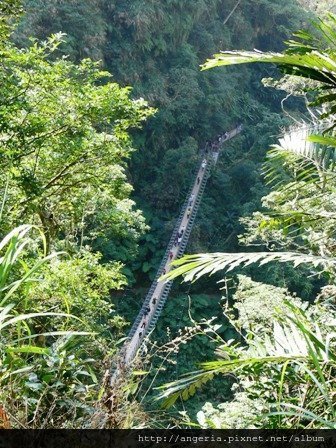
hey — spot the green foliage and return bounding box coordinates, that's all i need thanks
[0,0,23,43]
[230,275,304,332]
[158,293,336,428]
[0,32,153,253]
[0,226,98,427]
[156,13,336,429]
[23,250,128,338]
[197,394,265,429]
[164,251,336,283]
[5,0,334,430]
[14,0,311,280]
[14,0,106,60]
[238,125,336,261]
[0,8,153,427]
[203,14,336,120]
[164,15,336,290]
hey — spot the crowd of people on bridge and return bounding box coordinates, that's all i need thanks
[203,124,243,156]
[138,295,157,338]
[136,192,196,339]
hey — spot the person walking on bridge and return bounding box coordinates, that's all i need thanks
[169,250,174,261]
[201,159,207,171]
[187,207,192,220]
[177,229,184,241]
[189,194,195,207]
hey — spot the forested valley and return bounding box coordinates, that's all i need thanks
[0,0,335,430]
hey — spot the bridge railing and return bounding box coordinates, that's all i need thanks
[124,157,206,360]
[126,161,200,341]
[121,155,215,363]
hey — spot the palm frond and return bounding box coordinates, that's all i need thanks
[202,15,336,117]
[157,302,317,407]
[156,302,334,413]
[202,50,336,88]
[274,125,336,173]
[163,251,335,283]
[156,354,307,409]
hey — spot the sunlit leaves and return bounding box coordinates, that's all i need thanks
[202,14,336,119]
[163,251,335,284]
[0,33,154,249]
[202,49,336,86]
[157,300,336,428]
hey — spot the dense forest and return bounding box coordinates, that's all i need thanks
[0,0,335,431]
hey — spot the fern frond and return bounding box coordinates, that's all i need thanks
[263,125,336,192]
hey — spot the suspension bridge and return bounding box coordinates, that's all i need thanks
[92,126,242,426]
